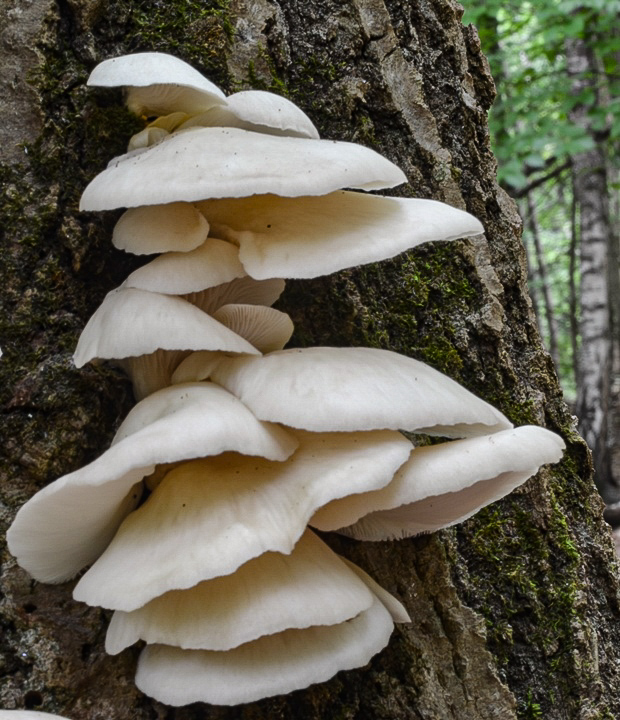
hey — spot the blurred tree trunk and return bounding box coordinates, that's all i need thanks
[523,193,560,369]
[1,1,620,719]
[566,33,617,502]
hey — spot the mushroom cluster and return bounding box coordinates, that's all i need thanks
[7,53,565,707]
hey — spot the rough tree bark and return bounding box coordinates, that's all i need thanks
[1,1,619,719]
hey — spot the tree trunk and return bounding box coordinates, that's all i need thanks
[524,192,560,369]
[566,33,616,502]
[1,1,619,719]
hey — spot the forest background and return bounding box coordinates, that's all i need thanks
[462,0,620,507]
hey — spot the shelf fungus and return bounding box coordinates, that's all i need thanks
[7,52,566,708]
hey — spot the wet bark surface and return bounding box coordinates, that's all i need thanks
[1,1,619,718]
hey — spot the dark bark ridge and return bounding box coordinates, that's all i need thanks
[0,1,619,718]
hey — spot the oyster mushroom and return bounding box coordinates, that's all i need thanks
[87,51,226,116]
[7,383,297,582]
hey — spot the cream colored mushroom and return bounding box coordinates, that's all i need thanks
[73,287,259,368]
[87,52,226,116]
[7,383,297,582]
[183,275,285,315]
[178,89,320,139]
[79,127,407,211]
[112,202,209,255]
[134,596,397,706]
[105,529,376,653]
[211,347,512,437]
[72,428,412,611]
[311,426,565,538]
[212,304,294,353]
[121,238,245,292]
[197,191,484,279]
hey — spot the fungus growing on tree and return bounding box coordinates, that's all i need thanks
[112,202,209,255]
[6,52,566,709]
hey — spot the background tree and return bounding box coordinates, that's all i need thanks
[1,1,619,719]
[462,0,620,502]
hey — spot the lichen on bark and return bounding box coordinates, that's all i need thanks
[1,1,619,719]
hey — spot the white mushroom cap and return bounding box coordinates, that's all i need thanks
[112,202,209,255]
[179,90,320,139]
[184,276,286,315]
[105,529,375,653]
[213,304,294,352]
[312,426,565,539]
[7,383,297,582]
[135,596,395,706]
[211,347,512,437]
[73,288,259,367]
[87,52,226,116]
[72,428,412,610]
[122,238,245,294]
[170,350,225,384]
[197,191,484,279]
[79,127,407,211]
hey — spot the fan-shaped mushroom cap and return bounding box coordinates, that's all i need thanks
[185,276,286,315]
[72,428,412,610]
[211,347,512,437]
[312,426,565,539]
[73,288,259,368]
[122,238,245,294]
[179,90,320,139]
[7,383,297,583]
[213,304,294,352]
[135,596,395,706]
[105,529,376,653]
[87,52,226,116]
[198,191,483,279]
[79,127,407,211]
[112,202,209,255]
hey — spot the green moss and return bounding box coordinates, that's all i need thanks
[125,0,234,83]
[519,691,543,719]
[460,476,586,719]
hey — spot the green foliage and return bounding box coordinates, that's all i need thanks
[462,0,619,191]
[462,0,619,398]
